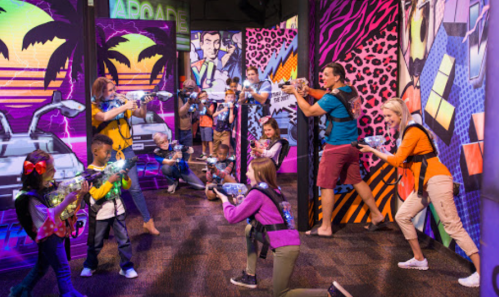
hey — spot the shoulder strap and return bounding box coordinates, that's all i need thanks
[14,190,46,240]
[255,80,266,93]
[324,87,358,137]
[249,186,287,223]
[402,123,437,155]
[267,139,290,170]
[330,87,358,119]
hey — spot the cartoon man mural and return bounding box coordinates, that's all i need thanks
[191,31,242,99]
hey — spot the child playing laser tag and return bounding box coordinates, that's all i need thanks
[153,132,205,193]
[11,150,89,297]
[213,157,352,297]
[205,144,236,201]
[251,116,290,170]
[212,90,237,155]
[80,134,138,279]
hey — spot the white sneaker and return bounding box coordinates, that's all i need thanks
[458,272,480,287]
[80,268,95,277]
[119,268,138,279]
[397,257,429,270]
[167,181,178,193]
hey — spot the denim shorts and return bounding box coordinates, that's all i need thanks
[200,127,213,142]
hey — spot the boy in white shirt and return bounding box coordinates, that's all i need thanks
[80,134,138,279]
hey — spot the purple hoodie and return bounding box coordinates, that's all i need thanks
[223,189,300,249]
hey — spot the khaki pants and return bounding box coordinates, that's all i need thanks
[244,225,327,297]
[395,175,479,256]
[213,130,231,153]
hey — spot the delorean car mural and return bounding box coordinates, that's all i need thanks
[0,91,85,211]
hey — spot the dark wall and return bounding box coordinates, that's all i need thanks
[94,0,298,30]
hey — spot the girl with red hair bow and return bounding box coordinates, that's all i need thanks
[10,149,90,297]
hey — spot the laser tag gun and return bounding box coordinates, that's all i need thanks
[45,171,103,220]
[243,80,251,88]
[351,135,386,150]
[174,144,190,153]
[208,183,248,204]
[206,157,218,167]
[278,78,309,90]
[125,90,174,103]
[101,157,138,182]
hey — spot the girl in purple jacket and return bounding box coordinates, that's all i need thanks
[215,157,351,297]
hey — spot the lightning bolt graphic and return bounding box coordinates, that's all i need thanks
[259,34,298,81]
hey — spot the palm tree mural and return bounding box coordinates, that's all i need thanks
[138,27,174,85]
[22,0,83,89]
[96,26,130,85]
[0,7,8,60]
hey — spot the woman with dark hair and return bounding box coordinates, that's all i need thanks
[358,98,480,288]
[91,77,159,235]
[11,150,89,297]
[214,158,351,297]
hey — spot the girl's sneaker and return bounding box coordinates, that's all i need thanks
[230,270,257,289]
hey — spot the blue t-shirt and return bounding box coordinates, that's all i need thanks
[317,86,358,145]
[247,80,272,105]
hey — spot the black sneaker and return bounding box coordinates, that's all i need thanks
[230,270,257,289]
[328,281,352,297]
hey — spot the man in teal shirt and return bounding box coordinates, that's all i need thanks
[283,62,384,237]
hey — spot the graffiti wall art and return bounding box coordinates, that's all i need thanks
[95,18,177,190]
[315,0,399,224]
[398,0,487,258]
[0,0,89,271]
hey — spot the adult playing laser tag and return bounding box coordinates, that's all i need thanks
[282,63,386,237]
[90,77,160,236]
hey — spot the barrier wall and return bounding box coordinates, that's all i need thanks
[314,0,399,224]
[0,0,89,271]
[95,18,177,191]
[398,0,487,259]
[190,30,243,100]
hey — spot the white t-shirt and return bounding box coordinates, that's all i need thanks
[89,165,125,220]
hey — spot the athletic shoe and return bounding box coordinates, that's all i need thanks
[167,181,179,194]
[328,281,353,297]
[230,270,257,289]
[202,166,208,172]
[196,154,208,161]
[458,272,480,287]
[119,268,138,279]
[397,257,429,270]
[80,268,95,277]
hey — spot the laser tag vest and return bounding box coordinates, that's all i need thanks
[15,188,53,241]
[248,183,295,259]
[212,158,235,183]
[154,147,189,173]
[92,98,132,136]
[15,187,77,259]
[325,86,361,137]
[267,138,290,171]
[402,123,439,197]
[247,80,271,116]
